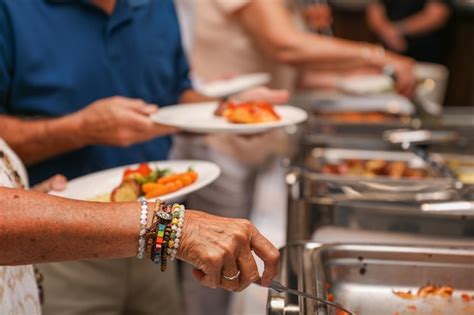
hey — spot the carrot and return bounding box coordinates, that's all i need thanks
[181,174,193,186]
[157,174,181,185]
[145,184,170,199]
[142,182,159,194]
[186,171,198,182]
[175,179,184,190]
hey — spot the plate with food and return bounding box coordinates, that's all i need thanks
[50,160,221,203]
[150,101,308,134]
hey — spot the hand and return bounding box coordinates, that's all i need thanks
[387,54,417,97]
[380,25,407,53]
[178,210,280,291]
[31,174,67,193]
[73,96,178,147]
[232,87,289,104]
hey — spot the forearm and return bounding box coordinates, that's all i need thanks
[367,3,392,36]
[396,3,450,36]
[237,1,384,69]
[0,187,142,265]
[0,114,86,165]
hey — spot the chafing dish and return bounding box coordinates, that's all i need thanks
[298,148,454,194]
[268,243,474,315]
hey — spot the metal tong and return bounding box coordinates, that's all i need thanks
[262,280,355,314]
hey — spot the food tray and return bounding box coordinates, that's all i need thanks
[267,243,474,315]
[299,148,454,193]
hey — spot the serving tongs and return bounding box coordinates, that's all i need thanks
[260,280,355,314]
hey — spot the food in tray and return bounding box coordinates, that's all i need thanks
[447,159,474,184]
[321,159,428,179]
[393,284,454,300]
[316,111,409,123]
[215,100,281,124]
[94,163,198,202]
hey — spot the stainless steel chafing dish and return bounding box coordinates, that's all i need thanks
[286,148,473,242]
[297,148,454,194]
[267,243,474,315]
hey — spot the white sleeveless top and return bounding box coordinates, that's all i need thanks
[0,139,41,315]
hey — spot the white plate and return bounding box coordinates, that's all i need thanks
[194,73,271,98]
[151,102,308,134]
[337,75,394,95]
[50,160,221,203]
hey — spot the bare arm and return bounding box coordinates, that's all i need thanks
[0,187,143,265]
[367,2,393,38]
[397,1,450,36]
[0,97,177,166]
[235,0,384,68]
[0,114,85,166]
[0,187,280,289]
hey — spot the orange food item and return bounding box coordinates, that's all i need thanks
[393,290,416,299]
[217,101,280,124]
[407,305,417,311]
[327,293,334,302]
[144,171,198,199]
[461,293,471,302]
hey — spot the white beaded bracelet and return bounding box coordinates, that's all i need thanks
[168,204,185,261]
[136,197,148,259]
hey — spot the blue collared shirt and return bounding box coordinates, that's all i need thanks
[0,0,191,184]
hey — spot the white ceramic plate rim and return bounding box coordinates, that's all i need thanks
[150,102,308,134]
[50,160,221,202]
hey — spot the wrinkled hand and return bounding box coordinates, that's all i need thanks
[381,25,407,53]
[74,96,178,147]
[178,210,280,291]
[388,54,417,97]
[32,174,67,193]
[232,87,289,104]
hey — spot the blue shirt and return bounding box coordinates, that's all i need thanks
[0,0,191,184]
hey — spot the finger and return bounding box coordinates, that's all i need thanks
[236,246,260,292]
[31,174,67,193]
[121,99,159,115]
[49,174,67,192]
[249,228,280,287]
[220,257,240,291]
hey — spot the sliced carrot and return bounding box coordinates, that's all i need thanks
[142,182,159,194]
[145,184,170,198]
[181,174,193,186]
[186,171,198,182]
[175,179,184,190]
[157,174,181,185]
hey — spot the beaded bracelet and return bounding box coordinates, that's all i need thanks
[152,207,172,264]
[168,204,185,261]
[136,197,148,259]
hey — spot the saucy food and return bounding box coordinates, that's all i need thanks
[321,159,428,179]
[316,111,409,124]
[215,100,280,124]
[95,163,198,202]
[393,284,454,300]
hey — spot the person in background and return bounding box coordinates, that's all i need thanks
[173,1,418,314]
[0,138,280,315]
[0,0,285,314]
[367,0,451,63]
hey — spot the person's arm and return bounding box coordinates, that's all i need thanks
[0,187,279,289]
[395,1,450,36]
[231,0,416,96]
[367,1,407,52]
[0,97,178,166]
